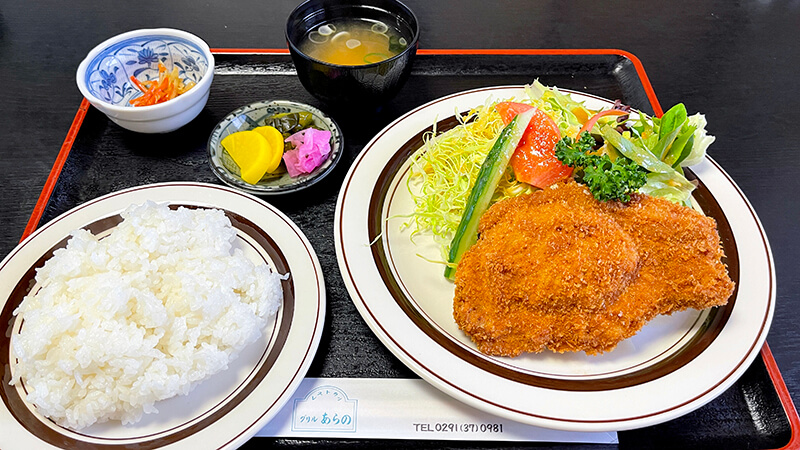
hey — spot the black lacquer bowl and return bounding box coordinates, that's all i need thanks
[285,0,419,109]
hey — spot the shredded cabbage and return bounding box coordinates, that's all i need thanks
[404,99,534,259]
[403,81,714,258]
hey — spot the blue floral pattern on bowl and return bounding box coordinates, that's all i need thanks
[83,34,210,107]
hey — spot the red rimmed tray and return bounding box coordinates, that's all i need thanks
[21,49,800,449]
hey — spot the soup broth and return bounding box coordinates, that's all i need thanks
[299,18,408,66]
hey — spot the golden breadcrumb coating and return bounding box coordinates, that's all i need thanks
[453,180,735,356]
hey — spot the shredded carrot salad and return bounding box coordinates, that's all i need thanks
[129,63,195,106]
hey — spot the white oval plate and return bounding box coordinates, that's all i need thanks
[0,182,325,449]
[334,86,775,431]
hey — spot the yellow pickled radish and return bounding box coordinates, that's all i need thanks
[220,130,272,184]
[252,126,285,173]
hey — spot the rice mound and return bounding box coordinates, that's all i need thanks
[10,201,284,430]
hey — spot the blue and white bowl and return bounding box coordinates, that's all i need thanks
[76,28,214,133]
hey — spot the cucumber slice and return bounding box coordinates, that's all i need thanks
[444,108,534,280]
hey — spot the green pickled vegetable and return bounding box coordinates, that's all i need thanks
[443,108,534,280]
[262,112,314,137]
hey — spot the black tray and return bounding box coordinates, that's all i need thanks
[33,50,797,450]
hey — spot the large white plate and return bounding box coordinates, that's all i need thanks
[334,86,775,431]
[0,182,325,449]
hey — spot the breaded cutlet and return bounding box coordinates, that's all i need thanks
[453,180,734,356]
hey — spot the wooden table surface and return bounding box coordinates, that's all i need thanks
[0,1,798,448]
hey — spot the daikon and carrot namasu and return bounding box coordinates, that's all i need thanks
[129,62,196,106]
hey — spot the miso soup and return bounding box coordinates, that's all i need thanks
[299,19,409,66]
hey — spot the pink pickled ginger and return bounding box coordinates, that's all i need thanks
[283,128,332,177]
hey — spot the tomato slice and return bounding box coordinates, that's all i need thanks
[495,102,572,189]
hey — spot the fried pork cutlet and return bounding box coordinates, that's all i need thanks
[452,180,735,356]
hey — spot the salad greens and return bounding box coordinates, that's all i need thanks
[600,124,697,204]
[528,80,714,205]
[406,80,716,268]
[555,132,647,202]
[525,80,589,128]
[405,97,535,260]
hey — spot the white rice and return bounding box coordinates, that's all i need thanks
[10,201,284,430]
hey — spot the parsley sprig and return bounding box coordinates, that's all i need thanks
[555,132,647,202]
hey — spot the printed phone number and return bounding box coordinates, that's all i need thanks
[412,422,504,433]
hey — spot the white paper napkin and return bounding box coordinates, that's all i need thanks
[257,378,618,443]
